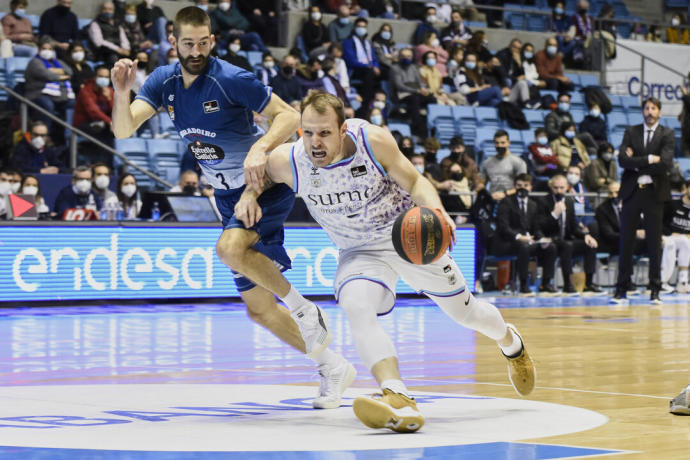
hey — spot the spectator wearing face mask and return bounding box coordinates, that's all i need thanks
[579,102,608,146]
[54,165,102,218]
[415,31,449,77]
[371,23,395,81]
[136,0,168,50]
[342,17,381,107]
[441,10,472,50]
[328,5,353,44]
[480,130,527,201]
[1,0,38,57]
[399,137,415,158]
[319,58,351,112]
[443,161,472,212]
[565,164,591,222]
[414,6,440,45]
[88,1,131,67]
[11,121,64,174]
[210,0,267,52]
[19,174,50,216]
[454,52,503,107]
[91,162,118,206]
[666,13,689,45]
[419,51,455,106]
[409,153,426,175]
[545,92,575,141]
[0,168,22,218]
[270,54,303,104]
[122,4,155,58]
[367,107,389,132]
[551,121,590,171]
[448,136,479,189]
[535,37,574,92]
[388,47,433,138]
[73,66,115,167]
[549,1,574,57]
[222,35,253,72]
[38,0,79,60]
[65,43,94,97]
[116,173,141,219]
[257,53,277,86]
[583,142,617,193]
[295,57,324,94]
[301,5,330,56]
[526,127,561,177]
[170,170,202,196]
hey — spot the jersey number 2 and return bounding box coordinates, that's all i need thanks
[216,173,230,190]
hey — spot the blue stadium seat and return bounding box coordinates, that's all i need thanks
[475,106,501,129]
[661,117,682,139]
[607,112,629,137]
[541,89,558,101]
[475,127,497,159]
[522,129,536,146]
[115,138,154,189]
[158,112,179,138]
[621,95,640,111]
[526,14,547,32]
[579,74,599,87]
[565,73,581,88]
[571,109,585,124]
[628,113,643,126]
[437,148,450,161]
[677,158,690,177]
[570,92,586,111]
[148,139,183,184]
[388,122,411,137]
[5,57,31,87]
[451,106,477,145]
[609,132,624,150]
[0,59,8,102]
[608,95,625,116]
[26,14,40,31]
[523,109,544,128]
[78,18,91,29]
[427,105,456,145]
[247,51,263,68]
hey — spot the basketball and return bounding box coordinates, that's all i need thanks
[392,206,452,265]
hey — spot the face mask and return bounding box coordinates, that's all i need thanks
[495,146,507,156]
[355,27,367,37]
[567,173,579,185]
[373,100,386,110]
[590,108,601,117]
[451,171,463,181]
[339,17,349,25]
[537,136,548,145]
[121,184,137,198]
[555,6,564,14]
[10,182,20,193]
[282,65,294,76]
[219,2,230,11]
[424,152,436,162]
[400,57,411,66]
[426,15,437,23]
[229,43,241,53]
[168,57,179,64]
[431,38,440,47]
[452,20,462,28]
[96,77,110,88]
[145,0,154,5]
[524,51,533,59]
[414,164,425,174]
[311,12,321,21]
[386,5,394,12]
[578,8,588,15]
[95,175,110,190]
[74,179,92,195]
[370,114,383,126]
[447,59,458,70]
[426,58,436,67]
[558,102,570,112]
[381,31,391,41]
[554,192,564,201]
[0,182,9,195]
[100,12,114,20]
[197,4,208,11]
[564,130,575,139]
[482,39,489,48]
[31,135,45,149]
[465,61,476,70]
[137,61,148,70]
[547,45,558,56]
[672,18,680,27]
[22,185,38,196]
[72,51,85,62]
[125,14,136,23]
[517,188,529,198]
[39,49,55,60]
[263,60,274,69]
[183,184,197,195]
[602,152,613,162]
[14,9,25,17]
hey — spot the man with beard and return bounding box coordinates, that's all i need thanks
[111,6,354,409]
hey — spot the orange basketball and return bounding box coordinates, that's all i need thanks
[392,206,452,265]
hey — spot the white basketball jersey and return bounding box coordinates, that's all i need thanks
[290,118,415,250]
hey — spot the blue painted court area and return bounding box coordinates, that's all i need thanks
[0,442,622,459]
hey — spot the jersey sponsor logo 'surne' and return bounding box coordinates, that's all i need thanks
[188,140,225,165]
[306,187,372,206]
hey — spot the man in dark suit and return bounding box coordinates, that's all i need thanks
[594,181,647,256]
[540,174,601,294]
[492,173,557,295]
[612,97,675,304]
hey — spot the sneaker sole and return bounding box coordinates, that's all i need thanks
[305,306,333,360]
[352,396,425,433]
[670,404,690,415]
[312,363,357,409]
[505,324,536,397]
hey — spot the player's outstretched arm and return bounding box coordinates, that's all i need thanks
[111,58,156,138]
[244,94,300,192]
[235,143,295,228]
[367,125,457,242]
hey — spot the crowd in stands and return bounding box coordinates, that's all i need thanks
[1,0,690,293]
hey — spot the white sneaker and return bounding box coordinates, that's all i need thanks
[661,283,675,294]
[677,283,689,294]
[670,384,690,415]
[352,389,425,433]
[291,302,332,359]
[313,360,357,409]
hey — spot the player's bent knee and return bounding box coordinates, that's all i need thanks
[216,229,257,267]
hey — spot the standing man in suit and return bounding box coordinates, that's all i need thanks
[493,173,557,295]
[540,174,601,294]
[612,97,675,304]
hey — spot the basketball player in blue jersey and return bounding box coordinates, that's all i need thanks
[236,91,536,433]
[111,7,355,409]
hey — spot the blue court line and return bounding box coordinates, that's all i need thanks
[0,442,625,459]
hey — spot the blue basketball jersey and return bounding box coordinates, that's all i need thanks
[136,57,273,190]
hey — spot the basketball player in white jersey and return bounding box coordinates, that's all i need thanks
[235,92,536,433]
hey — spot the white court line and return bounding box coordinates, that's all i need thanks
[552,325,632,332]
[405,378,670,399]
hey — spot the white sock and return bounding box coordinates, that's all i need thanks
[279,285,308,311]
[679,269,688,285]
[380,379,410,398]
[499,328,523,357]
[312,348,339,367]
